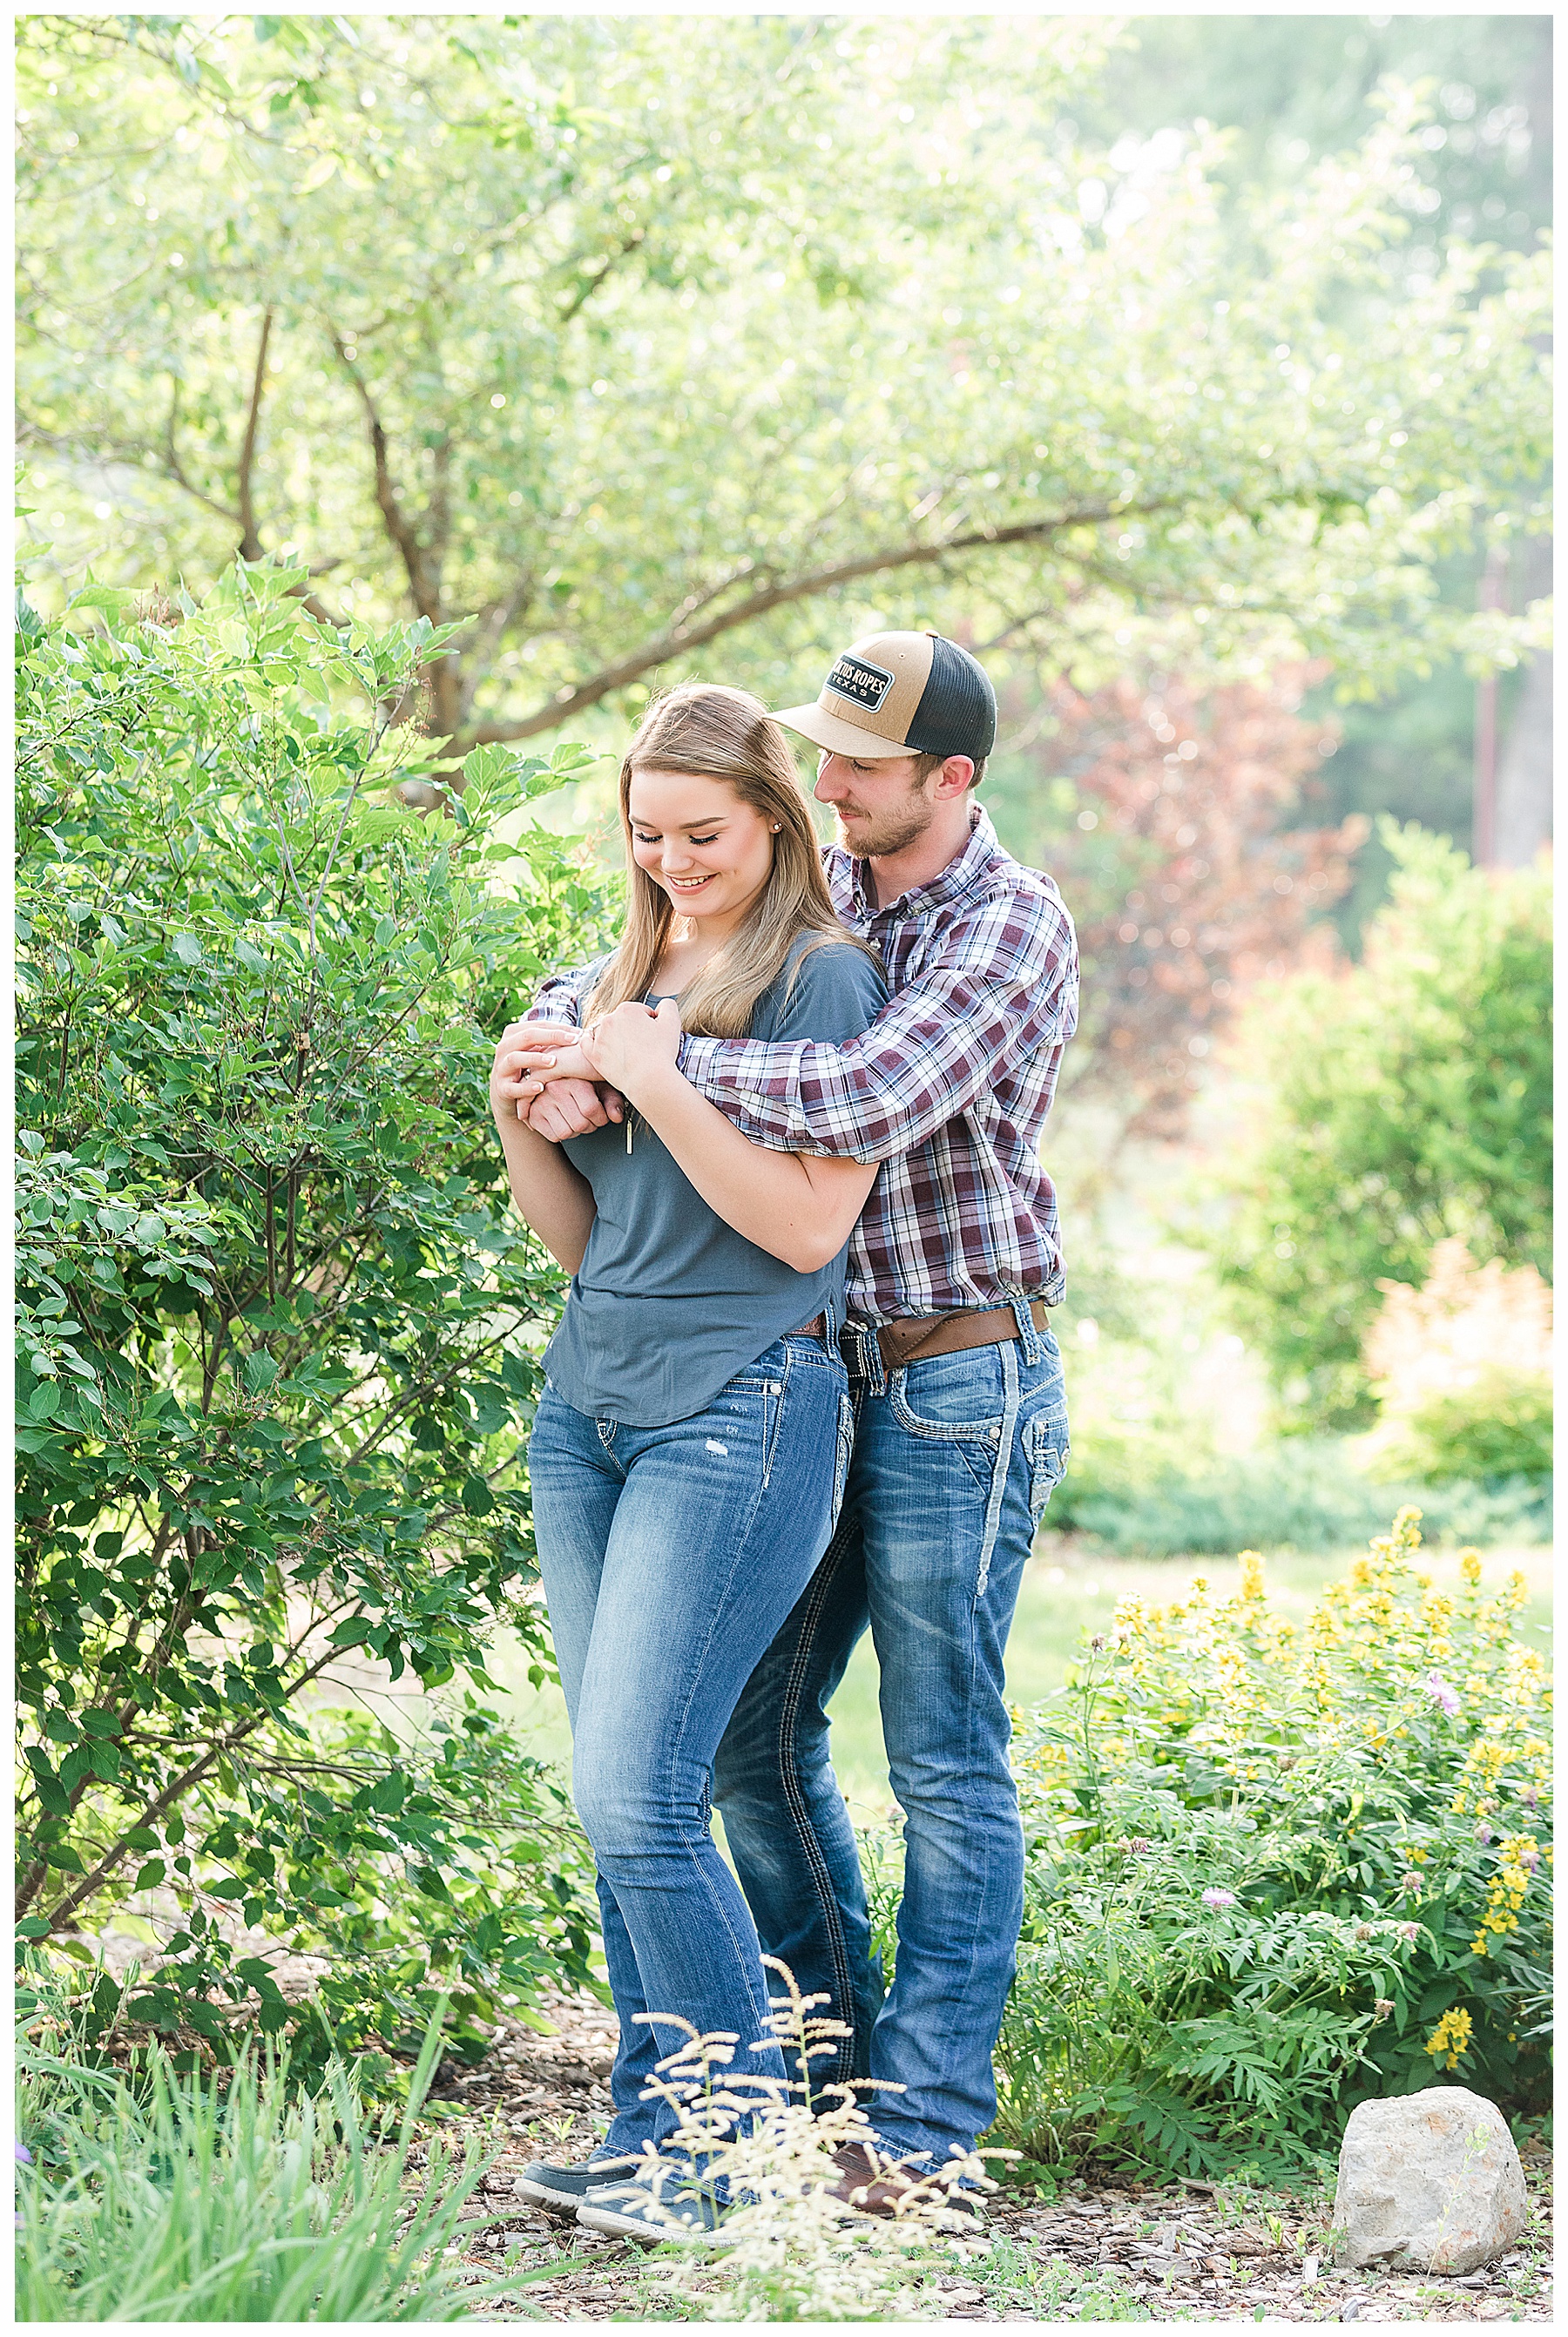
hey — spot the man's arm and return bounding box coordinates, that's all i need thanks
[526,968,588,1030]
[674,887,1078,1161]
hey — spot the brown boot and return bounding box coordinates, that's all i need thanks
[826,2141,984,2225]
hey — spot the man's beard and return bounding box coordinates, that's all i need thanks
[837,792,934,859]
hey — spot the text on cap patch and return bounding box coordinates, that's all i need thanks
[824,654,895,711]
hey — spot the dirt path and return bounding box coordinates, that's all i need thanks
[417,1988,1554,2323]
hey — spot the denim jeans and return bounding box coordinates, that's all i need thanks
[527,1332,853,2153]
[713,1301,1069,2165]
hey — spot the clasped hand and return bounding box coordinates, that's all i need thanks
[491,999,683,1141]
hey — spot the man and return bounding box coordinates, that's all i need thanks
[497,630,1077,2231]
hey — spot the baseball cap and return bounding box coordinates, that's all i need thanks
[775,631,997,765]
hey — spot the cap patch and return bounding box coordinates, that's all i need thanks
[824,653,895,712]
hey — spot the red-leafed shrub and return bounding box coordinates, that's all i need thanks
[991,669,1364,1135]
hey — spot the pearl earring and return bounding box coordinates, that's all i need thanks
[772,823,781,832]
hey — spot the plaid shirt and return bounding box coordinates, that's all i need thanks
[528,807,1078,1324]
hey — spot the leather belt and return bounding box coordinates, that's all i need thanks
[851,1299,1052,1372]
[790,1314,828,1340]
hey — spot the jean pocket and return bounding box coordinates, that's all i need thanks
[1021,1413,1068,1527]
[887,1352,1004,1442]
[830,1391,855,1531]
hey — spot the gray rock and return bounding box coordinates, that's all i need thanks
[1330,2086,1528,2274]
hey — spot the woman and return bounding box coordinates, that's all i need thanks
[489,684,886,2226]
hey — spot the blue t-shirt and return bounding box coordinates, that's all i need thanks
[542,937,887,1427]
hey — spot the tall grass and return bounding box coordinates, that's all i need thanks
[16,1992,540,2321]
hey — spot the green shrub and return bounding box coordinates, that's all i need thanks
[1060,1438,1551,1557]
[16,559,613,2071]
[1193,825,1551,1429]
[1369,1367,1552,1486]
[992,1510,1551,2183]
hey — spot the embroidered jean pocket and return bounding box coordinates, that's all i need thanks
[1021,1413,1068,1527]
[830,1391,855,1531]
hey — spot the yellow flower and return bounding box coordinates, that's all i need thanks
[1461,1550,1482,1587]
[1238,1550,1266,1602]
[1424,2007,1473,2070]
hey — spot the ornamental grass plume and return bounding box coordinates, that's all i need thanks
[1361,1240,1552,1483]
[625,1958,997,2322]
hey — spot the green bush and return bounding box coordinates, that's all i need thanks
[992,1510,1551,2183]
[1059,1438,1551,1557]
[1369,1367,1553,1487]
[16,559,614,2072]
[1193,824,1551,1429]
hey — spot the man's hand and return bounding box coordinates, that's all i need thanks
[526,1079,619,1141]
[580,997,684,1104]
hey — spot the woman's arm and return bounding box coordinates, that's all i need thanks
[490,1032,598,1273]
[582,1001,876,1275]
[491,1018,623,1136]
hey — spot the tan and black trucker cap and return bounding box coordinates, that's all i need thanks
[775,631,997,765]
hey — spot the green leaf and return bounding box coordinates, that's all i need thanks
[69,584,136,613]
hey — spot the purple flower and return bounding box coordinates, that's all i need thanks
[1518,1848,1541,1873]
[1475,1822,1494,1846]
[1396,1922,1420,1943]
[14,2142,30,2167]
[1520,1787,1538,1809]
[1201,1888,1238,1910]
[1424,1674,1461,1716]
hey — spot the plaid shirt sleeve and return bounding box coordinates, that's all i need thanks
[519,964,594,1026]
[677,886,1078,1161]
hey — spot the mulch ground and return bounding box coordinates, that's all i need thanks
[414,1986,1555,2323]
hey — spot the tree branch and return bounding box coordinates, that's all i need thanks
[456,577,534,730]
[236,307,274,562]
[463,501,1176,745]
[555,226,646,326]
[329,329,443,623]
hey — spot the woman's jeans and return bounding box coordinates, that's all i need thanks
[528,1333,852,2154]
[713,1307,1070,2167]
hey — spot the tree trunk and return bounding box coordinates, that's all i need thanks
[1495,537,1552,869]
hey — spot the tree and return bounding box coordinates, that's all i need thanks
[1191,824,1551,1428]
[987,666,1362,1137]
[17,14,1549,770]
[1077,15,1556,916]
[15,558,614,2068]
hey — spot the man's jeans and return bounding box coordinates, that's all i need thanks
[713,1302,1069,2165]
[528,1334,853,2152]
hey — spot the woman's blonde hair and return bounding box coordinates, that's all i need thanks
[585,683,867,1038]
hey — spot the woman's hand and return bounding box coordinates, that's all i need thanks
[580,997,684,1104]
[492,1022,623,1134]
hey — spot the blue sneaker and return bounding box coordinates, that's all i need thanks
[515,2151,644,2213]
[576,2166,730,2246]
